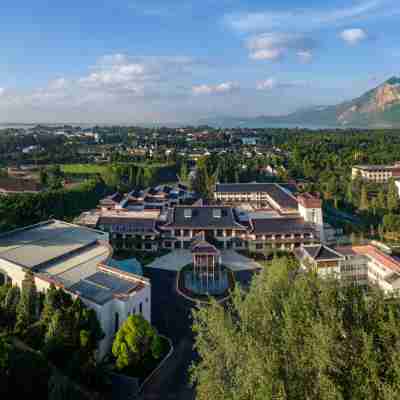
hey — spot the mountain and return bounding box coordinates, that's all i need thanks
[203,77,400,128]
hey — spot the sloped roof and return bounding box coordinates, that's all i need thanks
[163,206,246,230]
[191,240,220,255]
[303,245,344,261]
[251,218,314,235]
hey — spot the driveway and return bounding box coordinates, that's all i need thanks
[221,250,262,272]
[146,250,192,271]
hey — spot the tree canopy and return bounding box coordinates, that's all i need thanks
[191,257,400,400]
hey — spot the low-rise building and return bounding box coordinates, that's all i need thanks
[0,220,151,357]
[295,244,400,295]
[352,163,400,182]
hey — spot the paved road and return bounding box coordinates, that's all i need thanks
[141,267,257,400]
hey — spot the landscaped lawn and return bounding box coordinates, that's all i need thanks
[60,164,108,175]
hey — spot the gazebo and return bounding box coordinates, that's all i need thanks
[190,239,223,293]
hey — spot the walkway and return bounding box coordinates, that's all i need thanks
[145,249,261,272]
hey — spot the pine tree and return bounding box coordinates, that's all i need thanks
[387,178,398,212]
[15,271,38,333]
[377,188,386,210]
[359,186,369,211]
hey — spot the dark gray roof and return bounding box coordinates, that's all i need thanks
[98,216,157,233]
[215,183,298,210]
[164,206,246,230]
[69,271,140,305]
[251,218,314,235]
[303,245,344,261]
[100,192,124,205]
[0,220,107,269]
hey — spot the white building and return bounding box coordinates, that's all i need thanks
[295,244,400,295]
[0,220,151,358]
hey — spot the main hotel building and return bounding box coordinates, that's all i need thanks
[85,183,326,252]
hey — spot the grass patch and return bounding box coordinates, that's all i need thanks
[60,164,108,175]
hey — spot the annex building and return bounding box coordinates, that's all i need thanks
[352,163,400,182]
[0,220,151,357]
[295,244,400,295]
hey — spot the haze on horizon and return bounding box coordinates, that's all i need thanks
[1,0,399,124]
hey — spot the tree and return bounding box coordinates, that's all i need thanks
[387,178,398,212]
[39,168,49,187]
[15,271,38,333]
[377,188,386,210]
[179,161,189,184]
[359,185,369,211]
[191,257,400,400]
[112,315,162,370]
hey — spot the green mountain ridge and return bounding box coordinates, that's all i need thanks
[203,77,400,128]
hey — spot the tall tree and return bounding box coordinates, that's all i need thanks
[112,315,162,371]
[191,257,400,400]
[359,185,369,211]
[15,271,38,333]
[387,178,398,212]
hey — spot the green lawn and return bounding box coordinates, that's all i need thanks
[61,164,108,175]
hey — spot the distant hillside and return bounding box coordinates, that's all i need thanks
[203,77,400,128]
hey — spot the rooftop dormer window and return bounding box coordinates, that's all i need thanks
[184,209,193,219]
[213,208,222,219]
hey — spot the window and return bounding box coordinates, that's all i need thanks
[145,243,152,250]
[165,241,172,248]
[256,243,263,250]
[114,312,119,334]
[132,307,136,314]
[146,297,149,303]
[174,229,181,237]
[216,229,223,237]
[139,303,143,314]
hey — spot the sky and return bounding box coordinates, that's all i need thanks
[0,0,399,124]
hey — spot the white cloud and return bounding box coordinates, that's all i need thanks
[340,28,368,44]
[247,33,316,61]
[49,78,68,90]
[192,82,239,95]
[256,78,276,90]
[0,88,4,96]
[297,50,313,63]
[224,0,395,33]
[256,78,309,91]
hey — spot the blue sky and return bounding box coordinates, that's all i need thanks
[0,0,399,123]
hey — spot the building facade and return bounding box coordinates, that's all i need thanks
[352,163,400,182]
[296,244,400,295]
[0,220,151,358]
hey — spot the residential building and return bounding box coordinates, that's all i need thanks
[0,220,151,357]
